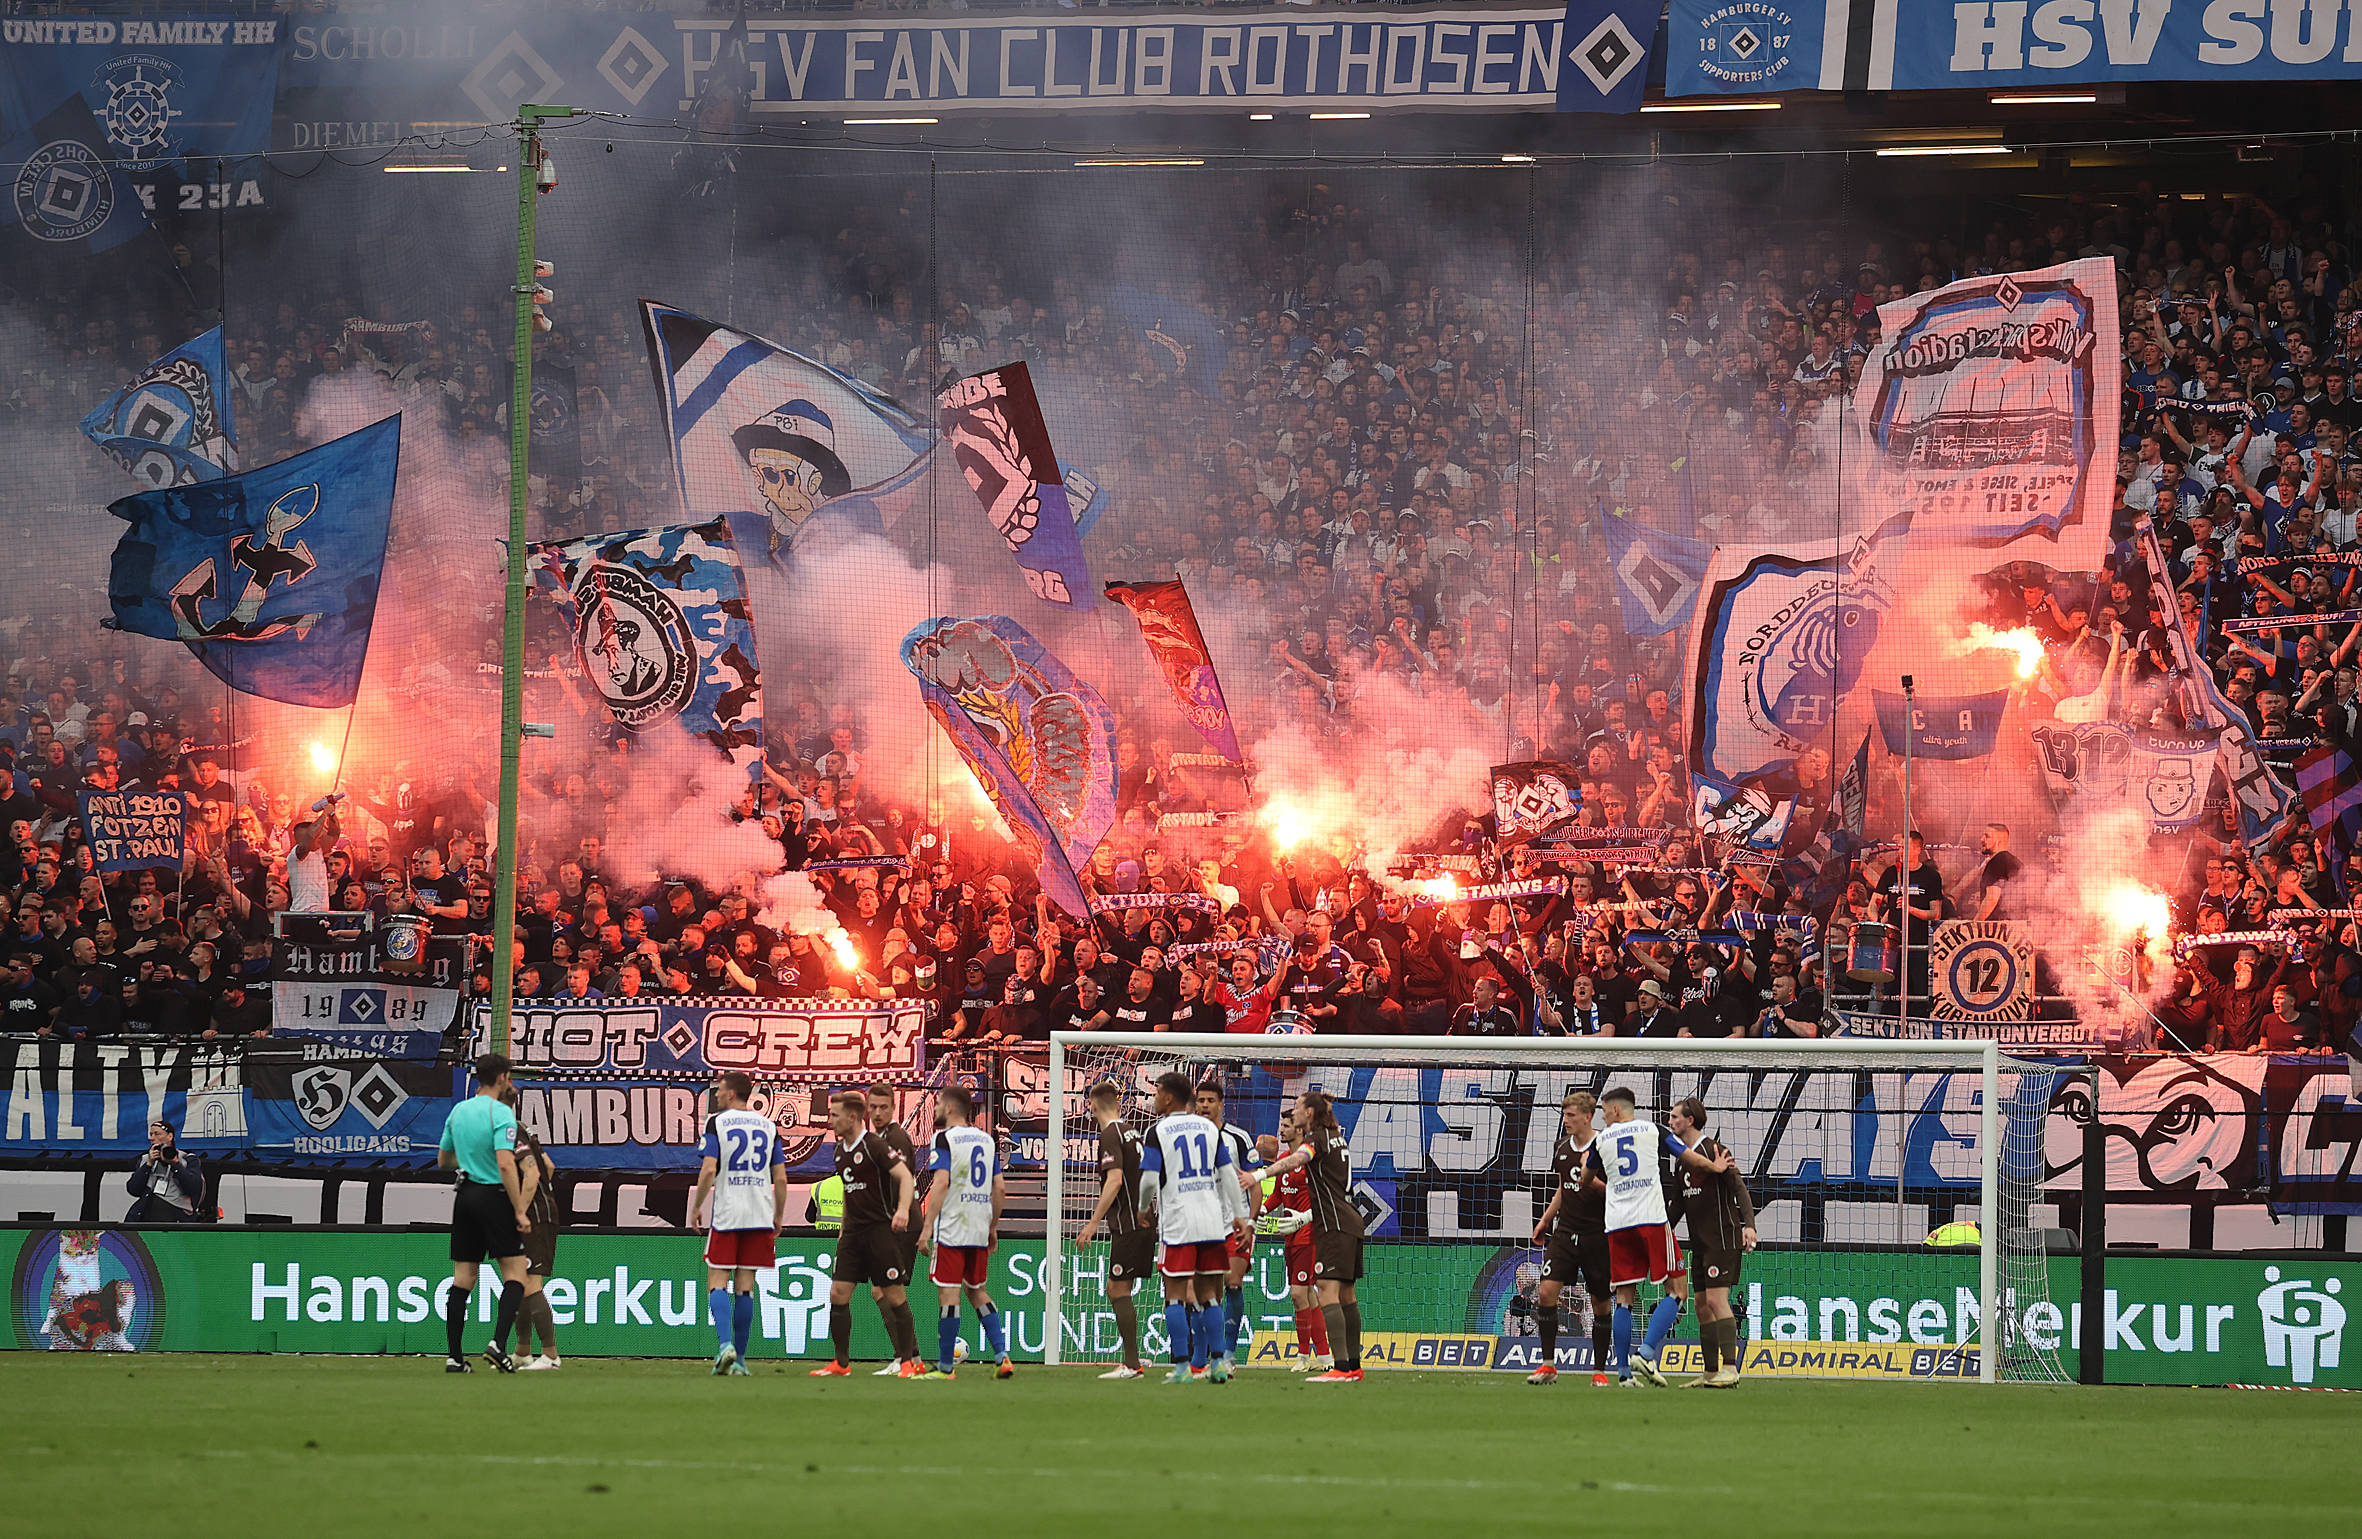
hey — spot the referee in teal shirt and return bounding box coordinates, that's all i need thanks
[437,1054,532,1373]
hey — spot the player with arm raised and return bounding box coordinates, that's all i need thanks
[1526,1088,1613,1386]
[1075,1079,1151,1379]
[1669,1096,1757,1388]
[1585,1085,1732,1387]
[1256,1115,1329,1372]
[1137,1070,1252,1384]
[916,1085,1012,1380]
[689,1071,787,1377]
[1259,1088,1366,1382]
[1193,1080,1265,1364]
[809,1091,916,1377]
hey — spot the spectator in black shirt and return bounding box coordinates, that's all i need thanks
[1968,823,2024,922]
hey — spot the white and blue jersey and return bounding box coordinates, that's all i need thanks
[1585,1116,1684,1233]
[1140,1110,1248,1245]
[701,1107,785,1231]
[927,1124,1000,1249]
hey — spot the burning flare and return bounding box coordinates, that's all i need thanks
[2103,883,2172,941]
[1406,873,1461,904]
[308,739,337,775]
[1264,796,1313,853]
[827,928,861,974]
[1959,623,2046,680]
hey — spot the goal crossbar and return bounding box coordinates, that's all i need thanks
[1043,1033,2031,1383]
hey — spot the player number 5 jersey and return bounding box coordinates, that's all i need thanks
[1140,1110,1245,1246]
[928,1124,999,1249]
[1586,1117,1683,1233]
[701,1107,783,1232]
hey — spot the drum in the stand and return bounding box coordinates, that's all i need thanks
[1846,919,1897,983]
[381,913,431,975]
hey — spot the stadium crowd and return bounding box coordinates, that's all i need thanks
[3,157,2362,1060]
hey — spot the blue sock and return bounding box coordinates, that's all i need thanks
[1165,1300,1191,1364]
[709,1288,734,1355]
[1225,1286,1247,1351]
[1612,1303,1633,1377]
[1644,1294,1680,1358]
[938,1307,961,1372]
[980,1309,1006,1358]
[731,1291,754,1359]
[1199,1298,1226,1366]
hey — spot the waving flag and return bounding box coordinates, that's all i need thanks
[1104,577,1240,763]
[1686,537,1891,788]
[1064,462,1112,539]
[82,327,238,489]
[527,358,582,480]
[2032,720,2217,833]
[1,93,148,257]
[1108,286,1228,394]
[1854,259,2120,573]
[1833,732,1871,850]
[1872,689,2009,761]
[1490,760,1583,847]
[1556,0,1655,111]
[1601,508,1710,638]
[106,416,398,708]
[640,300,931,561]
[532,518,763,774]
[902,616,1118,920]
[939,363,1095,607]
[1692,771,1796,852]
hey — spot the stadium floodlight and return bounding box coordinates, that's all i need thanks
[1990,92,2097,104]
[1876,144,2013,157]
[845,117,939,125]
[1641,100,1782,112]
[1044,1033,2072,1385]
[1309,111,1371,120]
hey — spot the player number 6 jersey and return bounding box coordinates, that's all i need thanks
[701,1107,783,1232]
[928,1124,999,1249]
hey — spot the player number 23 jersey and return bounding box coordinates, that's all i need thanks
[927,1124,999,1249]
[701,1108,783,1232]
[1586,1117,1683,1233]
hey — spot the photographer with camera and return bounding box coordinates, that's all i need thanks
[125,1118,208,1223]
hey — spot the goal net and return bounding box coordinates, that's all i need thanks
[1044,1034,2070,1384]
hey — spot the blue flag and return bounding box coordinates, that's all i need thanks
[1873,690,2009,761]
[640,300,931,564]
[82,327,239,488]
[1834,732,1871,851]
[0,14,285,174]
[1,92,147,255]
[1063,461,1111,540]
[1557,0,1655,112]
[533,518,764,775]
[107,416,400,708]
[1109,286,1228,394]
[1691,770,1795,852]
[902,616,1118,920]
[1601,508,1711,637]
[938,362,1095,607]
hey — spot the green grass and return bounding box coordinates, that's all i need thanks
[2,1355,2354,1537]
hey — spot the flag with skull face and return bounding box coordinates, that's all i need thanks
[639,300,931,562]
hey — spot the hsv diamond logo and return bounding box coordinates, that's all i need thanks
[1699,2,1802,90]
[338,987,385,1026]
[461,32,565,124]
[598,28,669,107]
[661,1021,699,1059]
[1571,15,1643,96]
[1727,26,1762,59]
[349,1064,411,1130]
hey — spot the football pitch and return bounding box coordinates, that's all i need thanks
[2,1356,2352,1537]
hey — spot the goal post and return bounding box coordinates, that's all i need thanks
[1044,1033,2069,1385]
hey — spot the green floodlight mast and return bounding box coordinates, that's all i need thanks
[491,103,575,1057]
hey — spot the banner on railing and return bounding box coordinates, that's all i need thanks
[244,1052,457,1164]
[468,996,926,1078]
[1667,0,2362,95]
[0,1041,246,1153]
[271,919,468,1057]
[279,6,1573,132]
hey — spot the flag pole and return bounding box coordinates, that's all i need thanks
[492,104,573,1057]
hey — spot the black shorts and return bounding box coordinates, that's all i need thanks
[521,1218,557,1276]
[892,1224,921,1280]
[1109,1227,1156,1283]
[450,1181,524,1264]
[1541,1230,1610,1299]
[1690,1246,1743,1293]
[1312,1228,1363,1285]
[835,1224,910,1288]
